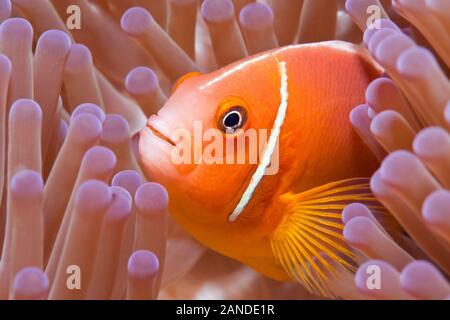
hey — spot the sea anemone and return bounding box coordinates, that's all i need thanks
[344,0,450,299]
[0,0,448,300]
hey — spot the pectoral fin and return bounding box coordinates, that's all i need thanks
[270,178,392,298]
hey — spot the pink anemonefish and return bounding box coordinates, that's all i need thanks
[139,41,396,298]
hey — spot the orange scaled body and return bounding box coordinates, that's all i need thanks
[140,41,381,297]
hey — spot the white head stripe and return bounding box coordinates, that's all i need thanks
[228,59,289,222]
[202,41,380,91]
[200,53,271,90]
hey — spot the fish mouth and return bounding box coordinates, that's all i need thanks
[146,117,176,147]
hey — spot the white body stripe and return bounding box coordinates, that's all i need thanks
[228,59,289,222]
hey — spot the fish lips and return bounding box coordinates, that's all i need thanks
[146,115,177,148]
[140,115,198,176]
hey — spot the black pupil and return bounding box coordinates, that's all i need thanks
[224,111,241,129]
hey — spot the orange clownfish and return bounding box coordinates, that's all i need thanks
[139,41,387,297]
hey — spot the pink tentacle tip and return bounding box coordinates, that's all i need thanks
[35,29,72,54]
[0,17,33,38]
[367,28,398,54]
[107,187,133,222]
[125,67,159,96]
[374,33,415,67]
[121,7,153,35]
[370,169,389,197]
[128,250,160,279]
[370,110,403,136]
[66,44,94,72]
[135,182,169,213]
[239,2,274,31]
[68,113,103,143]
[342,203,374,224]
[72,103,105,122]
[349,104,370,126]
[10,170,44,201]
[9,99,42,123]
[413,127,449,158]
[201,0,235,23]
[101,114,130,144]
[379,151,423,186]
[343,216,377,246]
[74,180,112,214]
[365,77,397,108]
[396,46,438,77]
[400,260,450,299]
[82,146,117,175]
[13,267,49,300]
[112,170,143,196]
[422,190,450,227]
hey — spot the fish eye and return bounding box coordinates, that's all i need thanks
[218,106,248,133]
